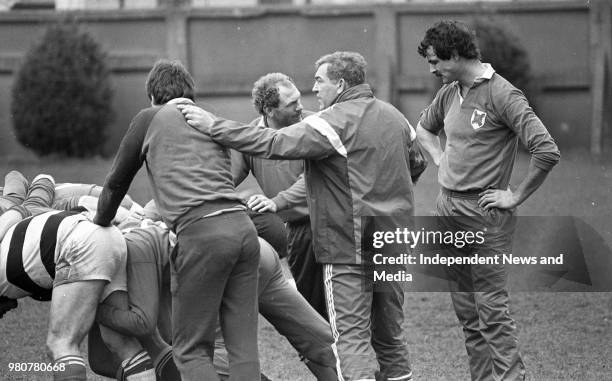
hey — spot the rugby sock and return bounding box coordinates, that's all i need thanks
[23,174,55,216]
[53,355,86,381]
[117,350,156,381]
[153,347,181,381]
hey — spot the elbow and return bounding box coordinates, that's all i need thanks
[531,152,560,172]
[527,134,561,169]
[131,316,156,337]
[105,180,129,195]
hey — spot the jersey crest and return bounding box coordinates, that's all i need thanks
[471,109,487,130]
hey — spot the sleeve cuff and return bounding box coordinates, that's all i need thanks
[271,196,289,211]
[531,154,560,172]
[418,120,441,136]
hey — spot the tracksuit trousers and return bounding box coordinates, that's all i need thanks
[323,263,412,381]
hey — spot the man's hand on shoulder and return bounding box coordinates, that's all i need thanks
[176,104,215,134]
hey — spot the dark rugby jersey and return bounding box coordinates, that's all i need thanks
[96,98,244,233]
[419,64,560,191]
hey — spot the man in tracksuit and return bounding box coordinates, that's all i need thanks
[179,51,427,381]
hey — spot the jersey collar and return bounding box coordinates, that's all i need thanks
[167,97,194,105]
[453,63,496,104]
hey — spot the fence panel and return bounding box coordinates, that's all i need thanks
[0,1,598,158]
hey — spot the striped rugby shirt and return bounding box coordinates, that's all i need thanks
[0,210,88,300]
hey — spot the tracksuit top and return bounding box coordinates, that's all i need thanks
[204,84,419,264]
[96,98,243,233]
[419,64,560,191]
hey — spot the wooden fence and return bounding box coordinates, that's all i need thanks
[0,0,608,157]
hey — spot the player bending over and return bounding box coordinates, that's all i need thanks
[0,175,154,381]
[89,206,338,381]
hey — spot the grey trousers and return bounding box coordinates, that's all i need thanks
[323,263,412,381]
[436,190,526,381]
[215,238,337,380]
[171,211,260,381]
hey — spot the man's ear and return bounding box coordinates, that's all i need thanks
[451,50,460,62]
[264,106,275,118]
[336,78,346,94]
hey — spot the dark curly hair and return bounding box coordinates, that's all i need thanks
[418,20,481,61]
[146,59,195,105]
[315,51,367,88]
[251,73,295,116]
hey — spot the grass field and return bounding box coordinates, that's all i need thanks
[0,149,611,380]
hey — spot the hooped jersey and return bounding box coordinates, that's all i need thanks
[0,210,88,300]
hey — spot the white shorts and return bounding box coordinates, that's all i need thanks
[53,222,127,301]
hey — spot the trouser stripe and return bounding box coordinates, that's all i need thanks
[388,371,413,380]
[324,264,345,381]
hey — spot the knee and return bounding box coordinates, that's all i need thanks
[310,347,338,369]
[476,290,510,312]
[46,328,60,351]
[6,170,26,182]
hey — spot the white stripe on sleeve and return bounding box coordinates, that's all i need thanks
[304,115,347,157]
